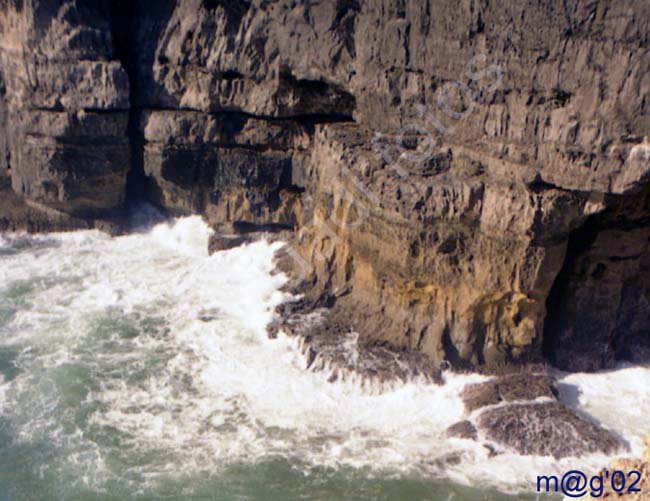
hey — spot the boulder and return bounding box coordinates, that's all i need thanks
[446,420,478,441]
[476,402,626,459]
[461,373,558,412]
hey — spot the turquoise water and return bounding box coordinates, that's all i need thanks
[4,218,629,500]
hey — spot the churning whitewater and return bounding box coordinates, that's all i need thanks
[0,216,648,498]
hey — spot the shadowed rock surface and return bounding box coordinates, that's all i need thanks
[0,0,649,373]
[208,233,254,253]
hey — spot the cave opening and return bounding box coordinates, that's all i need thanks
[542,213,601,366]
[543,187,650,371]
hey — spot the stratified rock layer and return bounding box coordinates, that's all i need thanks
[0,0,649,371]
[0,0,130,217]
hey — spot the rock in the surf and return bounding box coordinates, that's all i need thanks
[461,373,558,412]
[446,420,478,441]
[476,401,626,459]
[208,233,254,254]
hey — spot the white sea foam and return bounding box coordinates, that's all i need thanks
[557,365,650,456]
[0,215,648,495]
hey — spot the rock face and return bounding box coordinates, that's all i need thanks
[0,0,130,217]
[544,189,650,371]
[0,0,649,372]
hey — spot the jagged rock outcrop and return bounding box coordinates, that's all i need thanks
[0,0,649,372]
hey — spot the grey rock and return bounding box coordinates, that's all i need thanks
[461,373,558,412]
[208,233,253,253]
[446,420,478,441]
[0,0,130,217]
[476,402,627,459]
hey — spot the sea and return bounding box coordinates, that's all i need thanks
[0,215,648,500]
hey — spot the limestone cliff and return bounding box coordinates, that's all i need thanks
[0,0,648,372]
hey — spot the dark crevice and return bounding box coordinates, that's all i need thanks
[232,221,294,234]
[28,107,130,114]
[441,325,472,369]
[278,68,357,119]
[202,0,250,15]
[528,176,564,193]
[110,1,145,210]
[220,69,243,80]
[155,142,289,153]
[542,214,601,364]
[138,105,355,125]
[527,174,591,196]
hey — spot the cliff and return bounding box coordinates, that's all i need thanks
[0,0,648,372]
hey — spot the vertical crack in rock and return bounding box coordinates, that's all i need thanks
[110,0,144,209]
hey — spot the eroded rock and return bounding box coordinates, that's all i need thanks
[0,1,130,217]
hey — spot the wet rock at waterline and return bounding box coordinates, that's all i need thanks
[450,373,628,459]
[477,402,627,459]
[461,373,558,412]
[268,296,443,387]
[208,228,294,254]
[208,233,254,253]
[446,420,478,441]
